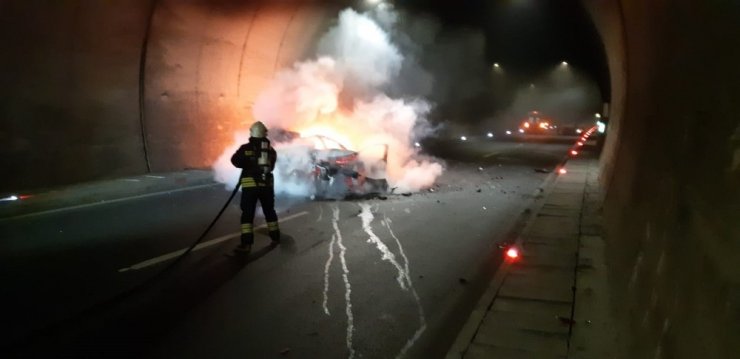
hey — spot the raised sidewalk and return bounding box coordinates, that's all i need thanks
[446,154,622,359]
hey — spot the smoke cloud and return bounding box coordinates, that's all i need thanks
[213,8,444,197]
[488,68,603,131]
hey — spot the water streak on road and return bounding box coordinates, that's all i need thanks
[332,205,355,358]
[385,215,427,358]
[322,233,336,316]
[359,203,407,290]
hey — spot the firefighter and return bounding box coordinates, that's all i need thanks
[230,121,280,253]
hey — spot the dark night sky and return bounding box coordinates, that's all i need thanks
[396,0,610,100]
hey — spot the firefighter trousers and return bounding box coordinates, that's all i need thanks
[240,184,280,245]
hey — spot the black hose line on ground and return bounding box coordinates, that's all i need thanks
[164,180,241,271]
[11,181,241,349]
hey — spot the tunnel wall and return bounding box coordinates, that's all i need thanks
[0,0,335,193]
[584,1,740,357]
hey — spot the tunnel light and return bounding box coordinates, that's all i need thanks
[493,63,500,68]
[561,61,569,66]
[506,130,512,135]
[570,150,578,156]
[576,129,582,134]
[460,136,467,141]
[414,142,421,148]
[595,113,601,118]
[518,129,525,133]
[577,141,584,146]
[506,247,519,260]
[487,132,494,138]
[558,168,567,175]
[524,122,530,128]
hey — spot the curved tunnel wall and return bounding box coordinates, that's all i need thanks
[585,1,740,357]
[1,1,739,356]
[0,0,335,193]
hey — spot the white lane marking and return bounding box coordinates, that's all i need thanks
[332,205,356,359]
[322,233,336,316]
[1,183,221,222]
[359,203,407,290]
[385,216,427,358]
[117,211,309,273]
[145,175,166,179]
[316,203,324,222]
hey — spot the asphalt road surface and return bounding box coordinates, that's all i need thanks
[2,138,573,358]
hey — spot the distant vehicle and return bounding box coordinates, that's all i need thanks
[272,129,389,198]
[519,111,556,135]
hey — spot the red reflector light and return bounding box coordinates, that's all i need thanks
[558,168,567,174]
[506,248,519,259]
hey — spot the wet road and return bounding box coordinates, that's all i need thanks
[2,138,572,358]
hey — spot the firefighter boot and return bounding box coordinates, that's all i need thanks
[267,221,280,245]
[236,223,254,253]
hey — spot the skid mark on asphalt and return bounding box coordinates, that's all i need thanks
[385,215,427,358]
[331,205,356,359]
[359,203,408,290]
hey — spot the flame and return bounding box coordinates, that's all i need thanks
[215,9,444,193]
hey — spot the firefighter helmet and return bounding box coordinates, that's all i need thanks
[250,121,268,138]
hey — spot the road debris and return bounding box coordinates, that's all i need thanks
[401,193,412,197]
[458,278,468,285]
[535,168,551,173]
[476,188,482,193]
[280,348,291,355]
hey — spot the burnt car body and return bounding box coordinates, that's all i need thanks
[272,129,389,198]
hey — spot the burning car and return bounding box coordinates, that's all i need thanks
[272,129,390,199]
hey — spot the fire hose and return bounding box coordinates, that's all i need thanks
[16,181,242,345]
[160,180,241,271]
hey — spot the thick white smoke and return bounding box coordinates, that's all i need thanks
[213,8,443,196]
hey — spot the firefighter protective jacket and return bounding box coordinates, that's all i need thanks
[231,137,277,186]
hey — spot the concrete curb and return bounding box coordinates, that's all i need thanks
[0,170,220,221]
